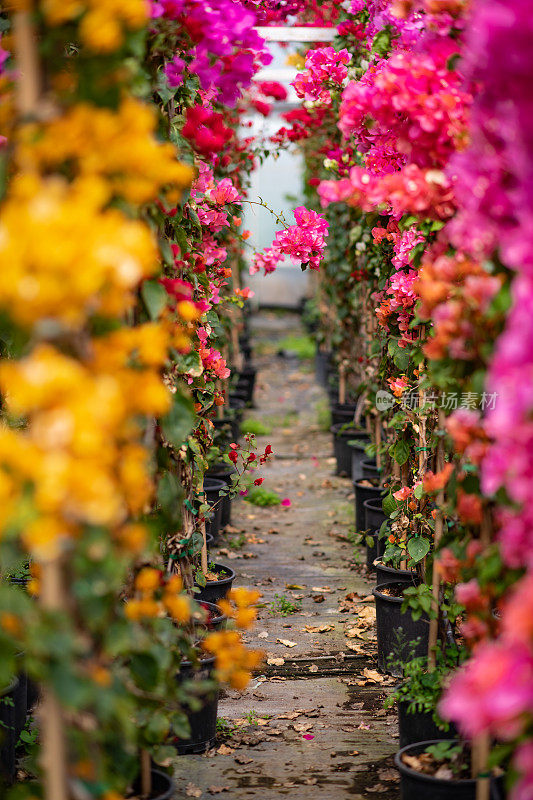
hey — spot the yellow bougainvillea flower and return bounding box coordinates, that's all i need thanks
[135,567,161,594]
[40,0,148,52]
[0,174,159,328]
[17,99,194,204]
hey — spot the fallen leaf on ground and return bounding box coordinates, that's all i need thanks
[303,624,333,633]
[378,769,399,781]
[286,584,305,590]
[185,784,202,797]
[362,668,384,683]
[208,787,229,795]
[234,756,253,764]
[276,711,300,720]
[308,664,319,673]
[312,594,325,603]
[267,657,285,666]
[345,627,365,639]
[291,723,313,732]
[216,744,234,755]
[277,638,297,648]
[311,586,333,593]
[345,641,365,653]
[257,631,268,639]
[367,784,387,793]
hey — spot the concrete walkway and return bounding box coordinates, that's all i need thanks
[173,312,399,799]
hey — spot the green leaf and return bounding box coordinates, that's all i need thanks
[141,280,167,320]
[161,390,195,448]
[157,471,182,513]
[391,438,410,466]
[382,492,398,517]
[407,537,430,562]
[130,653,160,691]
[414,483,424,500]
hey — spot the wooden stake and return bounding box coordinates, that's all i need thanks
[200,517,208,576]
[13,8,40,117]
[141,748,152,797]
[473,733,491,800]
[427,411,445,671]
[40,560,69,800]
[375,415,381,471]
[339,362,346,405]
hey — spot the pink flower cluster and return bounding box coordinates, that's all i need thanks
[251,207,329,275]
[339,41,470,173]
[293,47,351,106]
[155,0,272,106]
[319,164,456,221]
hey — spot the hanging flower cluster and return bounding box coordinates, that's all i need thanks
[251,207,329,275]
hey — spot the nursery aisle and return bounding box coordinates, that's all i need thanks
[173,311,399,799]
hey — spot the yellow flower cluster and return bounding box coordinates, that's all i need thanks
[203,630,264,691]
[218,587,261,629]
[40,0,148,52]
[0,173,157,328]
[0,339,171,557]
[17,99,194,205]
[125,569,193,623]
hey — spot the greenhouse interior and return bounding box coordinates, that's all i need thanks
[0,1,530,799]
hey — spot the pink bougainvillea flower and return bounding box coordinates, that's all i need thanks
[281,498,291,507]
[302,734,314,740]
[393,486,412,502]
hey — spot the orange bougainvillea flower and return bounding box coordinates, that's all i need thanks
[423,462,454,492]
[388,376,409,397]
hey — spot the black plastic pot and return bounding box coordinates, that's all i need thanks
[236,365,257,405]
[373,582,429,675]
[205,532,214,551]
[350,439,368,483]
[212,415,240,444]
[398,701,457,749]
[203,478,225,541]
[365,530,386,572]
[192,601,226,631]
[362,457,381,479]
[228,396,246,422]
[363,497,387,531]
[375,560,418,588]
[354,481,383,530]
[330,403,358,426]
[331,425,369,477]
[206,464,235,528]
[132,768,174,799]
[195,563,236,604]
[395,740,504,800]
[0,677,18,784]
[176,656,219,754]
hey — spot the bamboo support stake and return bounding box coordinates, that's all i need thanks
[141,748,152,798]
[40,560,69,800]
[339,362,346,405]
[473,732,491,800]
[427,411,445,671]
[13,8,40,117]
[375,415,382,470]
[200,517,208,576]
[14,12,69,800]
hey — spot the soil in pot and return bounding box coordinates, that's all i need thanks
[206,464,235,528]
[362,457,381,480]
[375,560,418,588]
[365,530,386,572]
[202,477,225,541]
[373,581,429,675]
[0,677,18,784]
[395,740,504,800]
[353,480,384,530]
[195,563,236,604]
[175,655,219,754]
[398,701,457,749]
[192,601,226,631]
[331,425,369,477]
[131,768,174,799]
